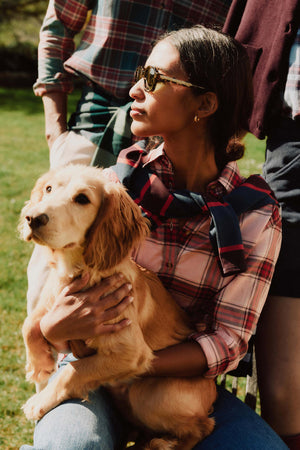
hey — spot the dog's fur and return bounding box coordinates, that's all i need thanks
[19,165,217,450]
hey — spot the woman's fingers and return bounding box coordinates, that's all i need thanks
[85,273,128,302]
[65,273,134,314]
[99,282,133,310]
[44,273,134,346]
[94,317,132,336]
[63,272,128,304]
[102,294,134,320]
[61,272,90,296]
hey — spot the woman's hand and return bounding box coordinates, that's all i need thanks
[40,273,133,352]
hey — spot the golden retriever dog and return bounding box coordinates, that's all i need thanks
[19,164,217,450]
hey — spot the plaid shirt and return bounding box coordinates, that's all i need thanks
[34,0,232,98]
[283,27,300,119]
[105,145,282,377]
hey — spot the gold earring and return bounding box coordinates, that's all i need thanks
[194,114,200,123]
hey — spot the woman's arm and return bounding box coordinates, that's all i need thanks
[40,273,133,352]
[192,204,282,378]
[150,341,208,377]
[40,272,209,374]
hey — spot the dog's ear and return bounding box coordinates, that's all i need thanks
[84,183,149,271]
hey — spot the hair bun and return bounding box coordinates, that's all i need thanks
[225,138,245,162]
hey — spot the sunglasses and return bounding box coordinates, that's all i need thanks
[134,66,207,93]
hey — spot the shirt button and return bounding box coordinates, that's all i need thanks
[166,262,173,269]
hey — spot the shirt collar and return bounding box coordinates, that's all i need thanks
[141,144,244,197]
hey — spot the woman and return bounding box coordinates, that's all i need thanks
[21,26,286,449]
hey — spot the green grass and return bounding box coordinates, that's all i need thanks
[0,88,80,449]
[240,133,265,177]
[0,89,47,449]
[0,87,265,448]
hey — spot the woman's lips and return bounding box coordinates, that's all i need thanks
[130,107,145,119]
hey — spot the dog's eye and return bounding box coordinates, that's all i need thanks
[74,193,90,205]
[45,185,52,193]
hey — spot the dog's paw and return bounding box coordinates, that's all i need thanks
[22,393,46,421]
[25,355,57,383]
[25,364,56,383]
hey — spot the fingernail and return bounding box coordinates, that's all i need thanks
[127,283,132,291]
[128,296,134,303]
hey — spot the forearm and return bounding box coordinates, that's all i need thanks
[42,92,68,149]
[150,341,208,378]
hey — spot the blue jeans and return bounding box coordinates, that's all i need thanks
[20,356,287,450]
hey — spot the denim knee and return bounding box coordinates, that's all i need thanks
[20,389,126,450]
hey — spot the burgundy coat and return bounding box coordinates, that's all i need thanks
[223,0,300,139]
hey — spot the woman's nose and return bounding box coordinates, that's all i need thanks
[129,79,145,99]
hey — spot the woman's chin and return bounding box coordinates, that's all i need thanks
[131,124,149,138]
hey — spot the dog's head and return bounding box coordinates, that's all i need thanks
[19,165,149,270]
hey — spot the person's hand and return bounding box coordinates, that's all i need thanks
[40,273,133,352]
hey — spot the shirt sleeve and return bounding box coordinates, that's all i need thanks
[33,0,91,96]
[191,203,282,378]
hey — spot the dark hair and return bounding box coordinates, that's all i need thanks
[154,26,253,169]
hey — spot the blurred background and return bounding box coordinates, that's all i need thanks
[0,0,47,88]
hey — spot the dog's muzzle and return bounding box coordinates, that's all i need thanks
[26,214,49,230]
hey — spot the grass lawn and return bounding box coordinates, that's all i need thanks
[0,87,265,449]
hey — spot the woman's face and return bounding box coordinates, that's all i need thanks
[129,40,200,139]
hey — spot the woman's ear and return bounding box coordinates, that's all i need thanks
[196,92,218,119]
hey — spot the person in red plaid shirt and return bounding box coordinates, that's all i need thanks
[21,26,286,450]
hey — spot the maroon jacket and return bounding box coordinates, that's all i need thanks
[223,0,300,139]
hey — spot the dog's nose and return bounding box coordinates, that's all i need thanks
[26,213,49,229]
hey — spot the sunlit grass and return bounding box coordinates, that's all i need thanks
[239,133,265,177]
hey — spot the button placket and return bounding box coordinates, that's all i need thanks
[165,219,176,273]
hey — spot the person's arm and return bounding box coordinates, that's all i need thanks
[150,341,208,377]
[42,92,68,149]
[34,0,91,146]
[148,204,281,381]
[39,273,133,352]
[191,203,282,378]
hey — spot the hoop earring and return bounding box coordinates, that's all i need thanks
[194,114,200,123]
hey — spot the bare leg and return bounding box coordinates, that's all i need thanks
[256,295,300,436]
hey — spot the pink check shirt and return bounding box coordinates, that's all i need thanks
[105,145,282,378]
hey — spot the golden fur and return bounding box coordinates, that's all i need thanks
[19,165,217,450]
